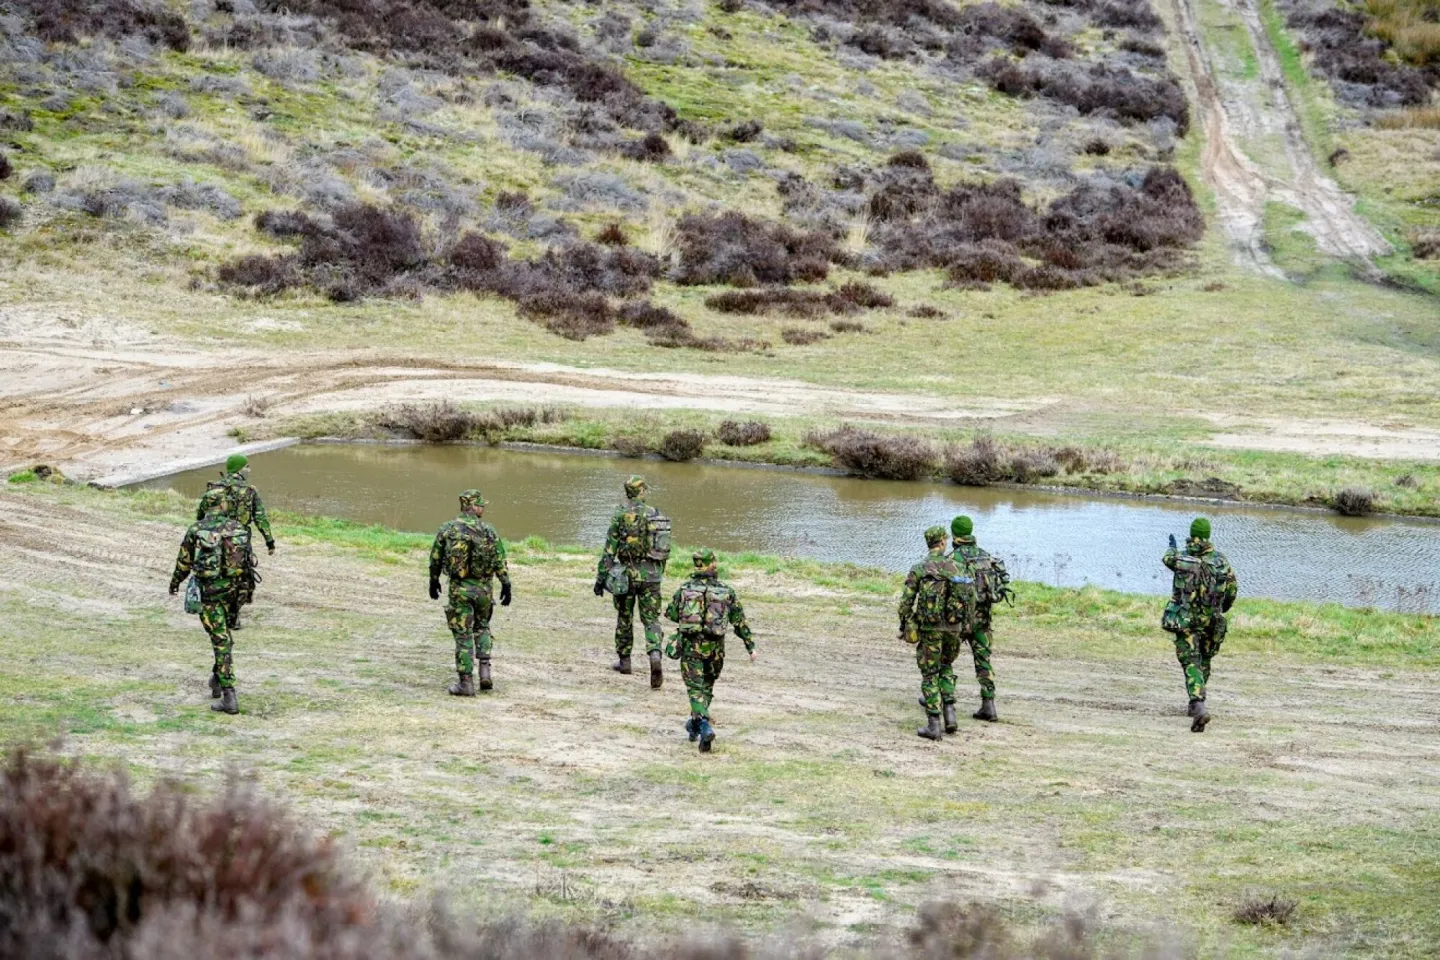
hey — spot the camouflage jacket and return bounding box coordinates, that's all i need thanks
[170,517,242,598]
[1162,538,1238,628]
[898,548,970,634]
[429,515,511,594]
[665,572,754,658]
[596,497,664,586]
[197,472,274,547]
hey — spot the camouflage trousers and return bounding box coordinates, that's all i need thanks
[1173,626,1224,701]
[447,587,495,675]
[963,629,996,700]
[200,593,236,689]
[613,582,663,657]
[915,629,961,717]
[681,653,725,719]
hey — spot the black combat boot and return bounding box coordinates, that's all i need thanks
[209,668,221,699]
[685,716,700,742]
[697,717,715,753]
[477,660,493,691]
[917,715,943,741]
[211,687,238,715]
[973,698,997,722]
[448,672,476,697]
[943,703,958,734]
[612,655,633,675]
[648,651,664,689]
[1190,699,1210,733]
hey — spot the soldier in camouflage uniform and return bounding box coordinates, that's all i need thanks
[429,489,512,697]
[664,548,755,753]
[899,526,977,741]
[949,515,1011,723]
[195,453,276,630]
[594,475,670,688]
[169,507,249,715]
[1162,517,1239,732]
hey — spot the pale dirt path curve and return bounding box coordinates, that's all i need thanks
[1170,0,1391,271]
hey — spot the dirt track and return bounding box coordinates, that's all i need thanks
[1170,0,1391,272]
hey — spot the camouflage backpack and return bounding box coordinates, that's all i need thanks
[193,518,249,583]
[960,549,1012,606]
[443,520,502,581]
[675,581,734,637]
[913,560,977,631]
[201,480,252,525]
[1162,553,1226,633]
[615,504,671,564]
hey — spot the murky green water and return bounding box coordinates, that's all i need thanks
[140,443,1440,612]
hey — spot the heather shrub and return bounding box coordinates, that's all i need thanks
[0,197,21,230]
[946,433,1004,485]
[0,153,11,181]
[660,429,706,461]
[1332,487,1376,516]
[807,425,939,480]
[11,0,191,51]
[673,212,844,286]
[781,326,830,345]
[612,436,650,457]
[715,420,772,446]
[597,222,629,246]
[1233,896,1298,926]
[705,283,891,316]
[372,400,478,442]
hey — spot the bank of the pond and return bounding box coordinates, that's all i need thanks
[235,404,1440,519]
[136,443,1440,612]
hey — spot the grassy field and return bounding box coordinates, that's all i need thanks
[3,482,1439,956]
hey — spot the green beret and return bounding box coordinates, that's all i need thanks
[225,453,249,474]
[693,548,717,568]
[624,475,647,498]
[951,515,973,537]
[924,525,948,547]
[1190,517,1211,540]
[459,489,488,508]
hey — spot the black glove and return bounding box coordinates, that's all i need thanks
[1167,533,1177,550]
[428,579,441,601]
[168,582,180,596]
[267,541,276,556]
[593,578,605,597]
[1222,596,1235,613]
[500,582,512,607]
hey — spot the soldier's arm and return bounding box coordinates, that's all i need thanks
[194,497,206,522]
[897,569,920,623]
[251,488,275,547]
[170,527,197,591]
[1223,559,1238,610]
[1162,547,1180,571]
[428,529,446,584]
[664,587,682,623]
[596,512,621,580]
[494,530,511,586]
[729,593,755,653]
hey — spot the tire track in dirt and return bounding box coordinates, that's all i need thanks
[1170,0,1391,273]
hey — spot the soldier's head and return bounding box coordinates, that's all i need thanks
[924,525,948,550]
[692,548,718,574]
[225,453,249,477]
[459,489,488,517]
[1189,517,1211,542]
[951,515,973,539]
[624,475,647,499]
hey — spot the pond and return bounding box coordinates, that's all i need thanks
[139,443,1440,612]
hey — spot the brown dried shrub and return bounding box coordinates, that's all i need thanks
[660,429,706,461]
[807,425,939,480]
[612,436,650,458]
[596,222,629,246]
[946,433,1004,485]
[0,197,22,230]
[674,211,844,286]
[781,326,830,345]
[0,153,11,181]
[372,400,478,442]
[1233,896,1298,926]
[716,420,772,446]
[1332,487,1376,516]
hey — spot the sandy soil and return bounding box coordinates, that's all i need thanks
[3,486,1438,950]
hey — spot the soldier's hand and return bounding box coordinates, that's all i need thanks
[749,651,757,663]
[593,579,605,597]
[1168,533,1177,550]
[267,542,276,556]
[428,579,441,601]
[500,582,513,607]
[168,582,179,596]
